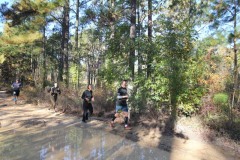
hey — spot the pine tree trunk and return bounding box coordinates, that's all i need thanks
[147,0,152,78]
[61,0,70,87]
[75,0,80,88]
[129,0,136,80]
[42,26,47,88]
[231,0,238,124]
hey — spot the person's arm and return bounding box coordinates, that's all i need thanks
[81,91,85,99]
[116,89,128,100]
[117,94,128,100]
[50,87,54,94]
[57,88,61,94]
[91,91,94,101]
[82,91,89,101]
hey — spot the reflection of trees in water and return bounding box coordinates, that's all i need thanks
[0,126,168,159]
[61,127,82,159]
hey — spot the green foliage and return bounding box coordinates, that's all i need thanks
[178,103,197,117]
[213,93,228,105]
[213,93,229,113]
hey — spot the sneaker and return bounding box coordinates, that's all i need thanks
[124,126,132,130]
[109,121,114,128]
[82,120,86,123]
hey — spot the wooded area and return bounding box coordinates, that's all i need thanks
[0,0,239,140]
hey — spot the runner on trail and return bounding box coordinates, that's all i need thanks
[81,84,94,123]
[110,80,131,130]
[50,82,61,112]
[12,79,22,104]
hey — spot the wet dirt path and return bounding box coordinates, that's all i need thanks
[0,92,239,160]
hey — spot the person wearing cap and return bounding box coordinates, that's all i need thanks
[12,79,22,104]
[50,82,61,112]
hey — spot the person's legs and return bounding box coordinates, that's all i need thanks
[50,95,56,110]
[82,102,88,122]
[86,103,93,120]
[122,106,131,129]
[13,90,19,104]
[89,103,93,115]
[53,95,57,111]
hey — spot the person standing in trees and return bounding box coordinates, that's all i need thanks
[49,82,61,112]
[12,79,22,104]
[110,80,131,130]
[81,84,94,123]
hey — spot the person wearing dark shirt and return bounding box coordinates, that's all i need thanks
[81,84,94,123]
[110,80,131,130]
[12,79,22,104]
[50,82,61,112]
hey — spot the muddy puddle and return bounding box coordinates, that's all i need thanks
[0,125,169,160]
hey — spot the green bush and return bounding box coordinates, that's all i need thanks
[178,103,198,117]
[213,93,229,113]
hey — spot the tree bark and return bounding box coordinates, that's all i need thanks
[147,0,152,78]
[61,0,70,87]
[75,0,80,88]
[129,0,136,80]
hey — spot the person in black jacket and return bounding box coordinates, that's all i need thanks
[81,84,94,123]
[50,82,61,112]
[110,80,131,130]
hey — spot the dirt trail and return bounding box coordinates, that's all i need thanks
[0,92,239,160]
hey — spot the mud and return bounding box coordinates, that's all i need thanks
[0,92,239,160]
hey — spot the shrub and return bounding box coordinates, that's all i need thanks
[213,93,229,113]
[178,103,198,117]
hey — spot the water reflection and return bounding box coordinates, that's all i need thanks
[0,126,169,160]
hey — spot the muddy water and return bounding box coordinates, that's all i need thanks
[0,125,169,160]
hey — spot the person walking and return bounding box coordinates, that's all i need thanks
[50,82,61,112]
[12,79,22,104]
[81,84,94,123]
[110,80,131,130]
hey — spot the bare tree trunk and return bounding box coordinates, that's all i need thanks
[231,0,238,124]
[87,58,90,85]
[147,0,152,78]
[42,25,47,88]
[64,0,70,87]
[75,0,80,88]
[129,0,136,80]
[61,0,70,87]
[137,0,141,75]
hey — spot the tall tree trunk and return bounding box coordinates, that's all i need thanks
[147,0,152,78]
[75,0,80,88]
[87,58,90,85]
[42,26,47,88]
[137,0,141,75]
[231,0,238,124]
[61,0,70,87]
[129,0,136,80]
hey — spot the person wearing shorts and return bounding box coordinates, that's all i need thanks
[110,80,131,130]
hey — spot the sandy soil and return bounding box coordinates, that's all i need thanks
[0,92,240,160]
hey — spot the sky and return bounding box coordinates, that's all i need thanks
[0,0,12,32]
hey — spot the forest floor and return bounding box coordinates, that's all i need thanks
[0,91,240,160]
